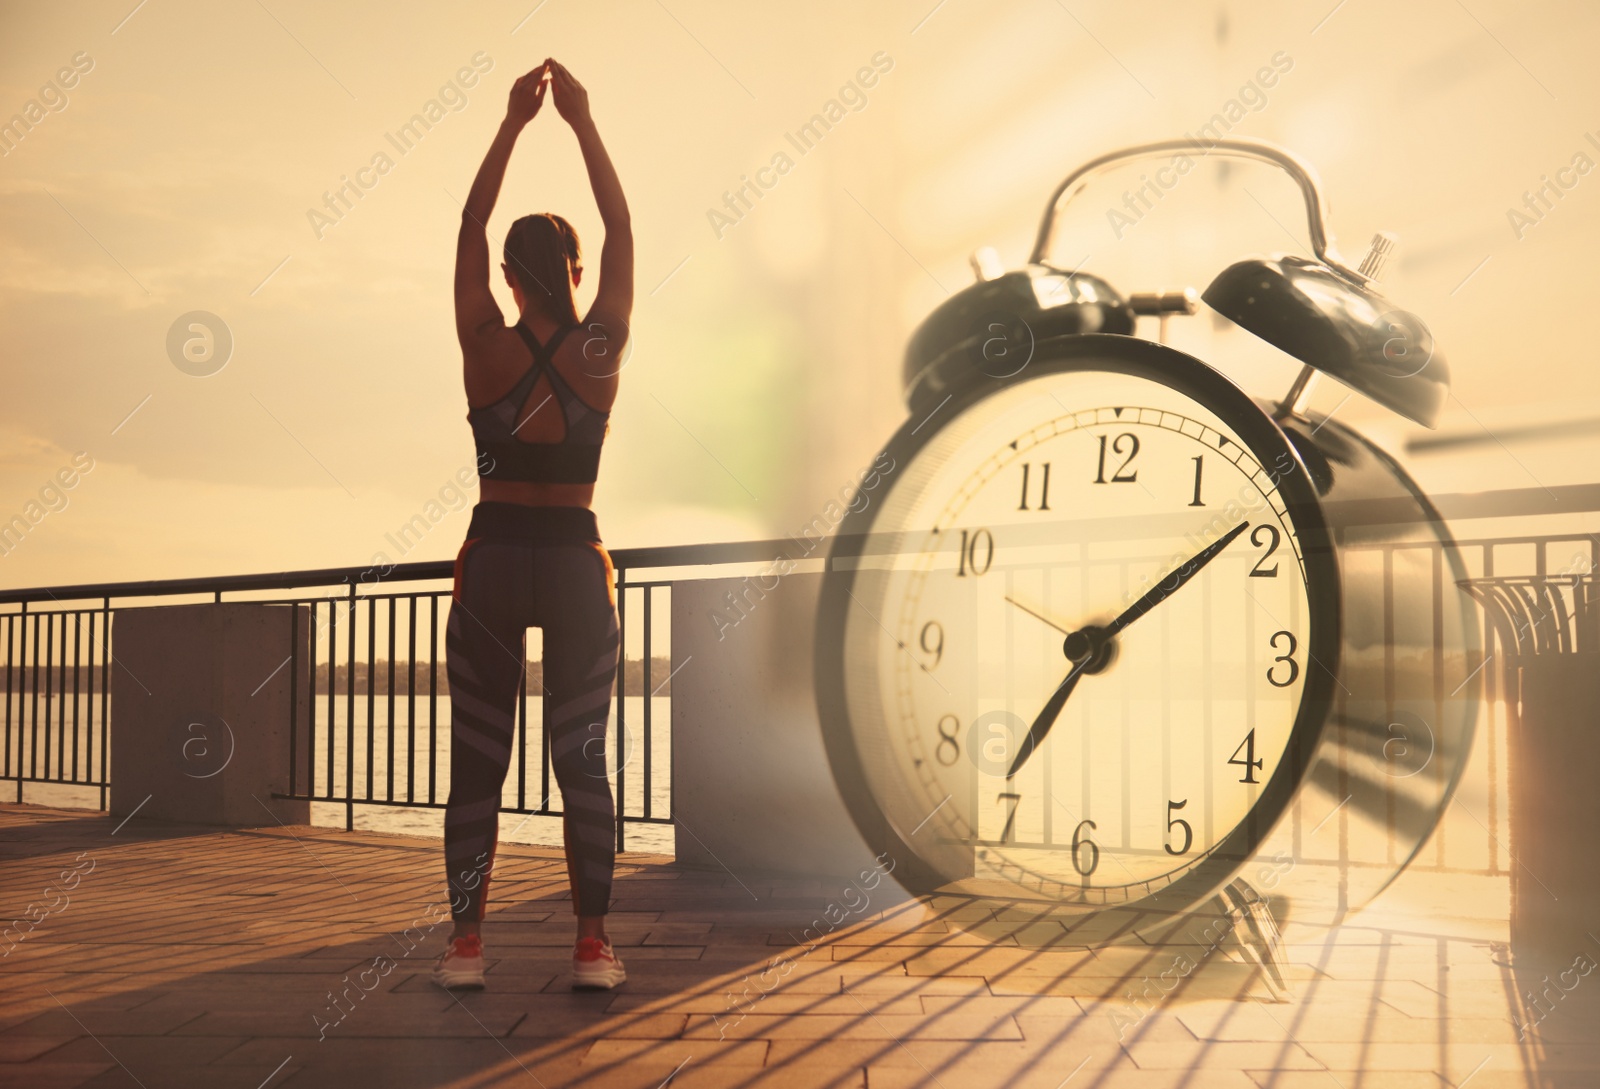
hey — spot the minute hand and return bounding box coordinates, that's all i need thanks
[1006,519,1252,778]
[1102,519,1251,640]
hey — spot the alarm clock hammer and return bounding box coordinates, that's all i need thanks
[1005,518,1250,778]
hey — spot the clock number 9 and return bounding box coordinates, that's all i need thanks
[956,529,994,577]
[919,621,944,670]
[1070,819,1099,877]
[1267,630,1300,688]
[935,714,960,766]
[1094,433,1140,484]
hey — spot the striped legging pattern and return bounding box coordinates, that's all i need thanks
[443,529,620,920]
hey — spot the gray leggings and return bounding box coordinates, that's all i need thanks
[444,503,619,920]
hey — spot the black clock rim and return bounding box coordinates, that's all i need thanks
[813,332,1344,921]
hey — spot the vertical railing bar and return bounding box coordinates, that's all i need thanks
[3,613,12,785]
[71,612,81,782]
[1382,546,1396,864]
[666,585,674,821]
[539,637,551,814]
[24,606,34,799]
[58,611,69,782]
[429,594,438,807]
[1432,544,1445,867]
[42,610,54,780]
[407,595,417,805]
[642,585,653,821]
[289,601,300,799]
[325,598,336,801]
[366,597,377,803]
[1483,543,1498,873]
[309,601,321,799]
[386,596,396,803]
[517,658,528,814]
[82,611,92,789]
[615,566,627,853]
[98,598,108,807]
[346,583,357,830]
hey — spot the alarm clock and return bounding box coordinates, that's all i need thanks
[814,138,1481,938]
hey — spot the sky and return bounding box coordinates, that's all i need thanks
[2,0,1599,590]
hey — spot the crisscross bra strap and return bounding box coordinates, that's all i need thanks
[472,322,606,484]
[509,322,575,407]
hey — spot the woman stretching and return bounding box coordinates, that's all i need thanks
[433,58,631,992]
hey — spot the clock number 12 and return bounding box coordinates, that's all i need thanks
[1094,433,1140,484]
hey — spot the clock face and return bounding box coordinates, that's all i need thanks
[819,338,1339,915]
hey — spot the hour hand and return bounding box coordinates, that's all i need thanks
[1006,627,1109,778]
[1004,595,1072,635]
[1007,662,1085,779]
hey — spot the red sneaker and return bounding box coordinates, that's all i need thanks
[431,934,485,991]
[571,936,626,991]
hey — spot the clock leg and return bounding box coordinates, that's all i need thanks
[1221,878,1292,1002]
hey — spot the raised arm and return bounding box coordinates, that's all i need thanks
[550,61,633,328]
[454,64,547,348]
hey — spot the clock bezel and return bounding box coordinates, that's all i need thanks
[815,332,1344,919]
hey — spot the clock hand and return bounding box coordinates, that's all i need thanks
[1102,519,1251,640]
[1007,520,1251,778]
[1004,595,1072,636]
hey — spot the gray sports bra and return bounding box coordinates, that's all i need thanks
[468,323,610,484]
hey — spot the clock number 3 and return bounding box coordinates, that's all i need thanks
[1267,630,1300,688]
[1093,433,1139,484]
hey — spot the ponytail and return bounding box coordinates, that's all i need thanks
[504,213,581,323]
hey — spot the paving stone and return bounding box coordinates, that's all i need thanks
[1242,1074,1449,1089]
[684,1010,1023,1042]
[0,1033,76,1061]
[868,1063,1256,1089]
[0,1060,118,1088]
[583,1038,770,1066]
[0,802,1565,1089]
[1121,1040,1328,1069]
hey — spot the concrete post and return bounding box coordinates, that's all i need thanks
[669,571,881,881]
[110,603,311,828]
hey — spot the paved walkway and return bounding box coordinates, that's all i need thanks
[1,803,1594,1088]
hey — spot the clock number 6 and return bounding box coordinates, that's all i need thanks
[1070,819,1099,877]
[1164,799,1193,856]
[956,529,994,577]
[1267,630,1300,688]
[1094,433,1139,484]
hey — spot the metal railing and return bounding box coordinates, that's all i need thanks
[2,483,1598,868]
[0,538,797,848]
